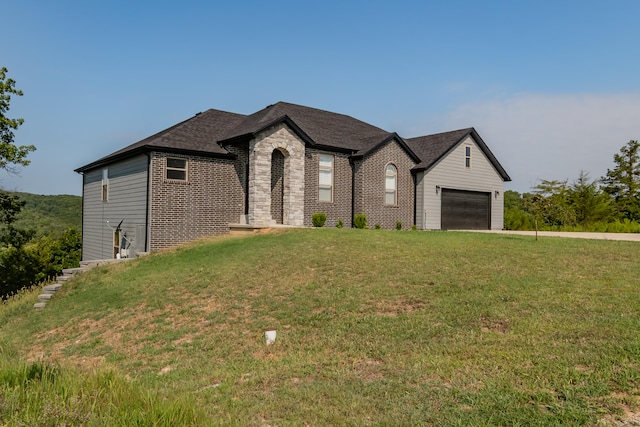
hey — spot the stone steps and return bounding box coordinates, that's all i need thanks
[34,256,141,309]
[35,266,85,309]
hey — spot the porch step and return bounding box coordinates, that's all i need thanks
[229,224,262,235]
[228,224,299,235]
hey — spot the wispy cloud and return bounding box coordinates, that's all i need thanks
[426,93,640,192]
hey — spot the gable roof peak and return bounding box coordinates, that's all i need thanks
[406,127,510,181]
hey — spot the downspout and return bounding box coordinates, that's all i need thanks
[145,152,151,252]
[80,172,85,262]
[349,155,355,228]
[245,159,249,216]
[412,172,417,228]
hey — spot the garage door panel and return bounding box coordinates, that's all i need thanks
[441,189,490,230]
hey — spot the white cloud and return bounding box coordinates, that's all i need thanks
[429,93,640,193]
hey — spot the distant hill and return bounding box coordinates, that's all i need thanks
[9,192,82,237]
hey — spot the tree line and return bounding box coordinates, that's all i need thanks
[505,140,640,232]
[1,67,80,298]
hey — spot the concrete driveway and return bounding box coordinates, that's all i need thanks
[462,230,640,242]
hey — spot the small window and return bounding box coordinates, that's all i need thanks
[465,146,471,168]
[166,158,187,181]
[385,164,397,205]
[318,154,333,202]
[101,168,109,201]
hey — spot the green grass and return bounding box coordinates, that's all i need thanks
[2,229,640,425]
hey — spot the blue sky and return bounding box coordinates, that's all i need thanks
[3,0,639,195]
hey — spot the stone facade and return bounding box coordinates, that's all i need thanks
[149,152,244,250]
[248,124,305,226]
[354,139,417,229]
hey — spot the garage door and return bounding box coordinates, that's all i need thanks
[441,189,490,230]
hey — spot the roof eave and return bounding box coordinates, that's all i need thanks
[351,133,421,162]
[75,145,235,173]
[468,128,512,181]
[219,115,317,147]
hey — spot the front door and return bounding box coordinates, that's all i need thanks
[271,149,285,224]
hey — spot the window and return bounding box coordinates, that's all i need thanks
[385,164,397,205]
[101,168,108,201]
[166,157,187,181]
[318,154,333,202]
[465,146,471,168]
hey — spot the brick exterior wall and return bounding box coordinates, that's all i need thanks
[149,152,244,251]
[304,149,353,227]
[353,139,417,229]
[147,131,417,251]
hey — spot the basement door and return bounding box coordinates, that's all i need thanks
[441,189,490,230]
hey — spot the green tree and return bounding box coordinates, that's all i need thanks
[567,170,613,225]
[0,68,41,298]
[602,140,640,221]
[0,190,34,248]
[0,67,35,171]
[503,190,534,230]
[531,179,575,227]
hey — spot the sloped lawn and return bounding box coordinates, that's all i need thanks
[1,229,640,425]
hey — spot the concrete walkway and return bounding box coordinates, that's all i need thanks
[462,230,640,242]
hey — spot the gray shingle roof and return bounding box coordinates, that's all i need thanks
[75,102,509,182]
[406,128,511,181]
[220,102,391,152]
[75,109,246,172]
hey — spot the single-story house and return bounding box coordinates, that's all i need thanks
[75,102,510,260]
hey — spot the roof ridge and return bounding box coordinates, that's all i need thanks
[407,127,473,141]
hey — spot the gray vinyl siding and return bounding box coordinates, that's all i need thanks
[419,136,505,230]
[81,154,148,260]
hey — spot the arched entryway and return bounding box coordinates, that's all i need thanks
[271,149,285,224]
[247,124,305,227]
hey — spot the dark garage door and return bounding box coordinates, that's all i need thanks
[441,189,490,230]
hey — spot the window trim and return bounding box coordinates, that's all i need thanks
[101,168,109,202]
[385,163,397,205]
[166,157,188,181]
[318,153,334,203]
[465,146,472,169]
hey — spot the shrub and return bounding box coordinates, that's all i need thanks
[396,221,402,230]
[374,224,381,229]
[311,212,327,228]
[1,227,82,299]
[411,224,417,231]
[336,219,344,228]
[354,213,367,229]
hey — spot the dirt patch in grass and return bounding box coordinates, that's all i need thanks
[27,302,211,370]
[480,315,509,334]
[366,298,429,317]
[596,392,640,426]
